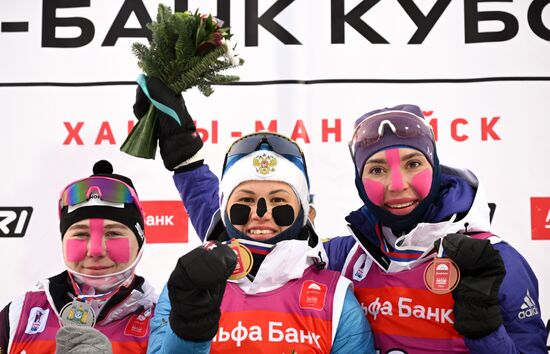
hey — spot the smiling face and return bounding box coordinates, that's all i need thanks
[226,180,301,241]
[62,219,139,276]
[361,147,433,215]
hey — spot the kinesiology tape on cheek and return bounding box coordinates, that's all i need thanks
[106,238,130,263]
[230,204,251,225]
[363,179,385,206]
[66,239,88,262]
[272,205,295,226]
[412,168,433,199]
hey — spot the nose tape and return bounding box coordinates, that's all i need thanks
[89,219,105,257]
[256,198,267,217]
[386,149,404,190]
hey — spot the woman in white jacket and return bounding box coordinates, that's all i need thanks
[146,132,375,354]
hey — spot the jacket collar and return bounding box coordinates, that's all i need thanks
[37,271,156,325]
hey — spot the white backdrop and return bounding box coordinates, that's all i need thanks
[1,0,549,328]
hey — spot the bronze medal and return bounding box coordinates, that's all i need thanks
[59,300,96,327]
[423,257,460,295]
[227,239,253,281]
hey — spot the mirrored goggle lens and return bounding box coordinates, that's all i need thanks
[350,111,433,157]
[227,133,302,158]
[224,133,304,170]
[60,177,134,208]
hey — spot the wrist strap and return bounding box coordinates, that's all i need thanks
[136,74,182,125]
[173,148,205,169]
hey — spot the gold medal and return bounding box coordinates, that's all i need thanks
[227,239,253,280]
[59,300,96,327]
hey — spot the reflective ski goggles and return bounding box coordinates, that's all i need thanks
[222,132,310,187]
[349,110,434,159]
[58,177,142,214]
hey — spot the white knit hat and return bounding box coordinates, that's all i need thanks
[220,149,310,225]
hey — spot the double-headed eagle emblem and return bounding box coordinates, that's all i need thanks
[253,153,278,175]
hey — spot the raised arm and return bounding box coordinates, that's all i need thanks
[132,76,220,240]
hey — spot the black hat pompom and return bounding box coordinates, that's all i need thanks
[93,160,114,175]
[90,160,135,189]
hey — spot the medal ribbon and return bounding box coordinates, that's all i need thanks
[375,224,425,262]
[437,236,445,258]
[234,238,274,255]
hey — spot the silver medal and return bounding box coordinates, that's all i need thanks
[59,300,96,327]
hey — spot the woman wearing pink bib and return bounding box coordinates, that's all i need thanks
[0,161,156,354]
[331,104,547,353]
[147,131,375,354]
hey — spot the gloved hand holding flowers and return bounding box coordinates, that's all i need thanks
[121,4,244,159]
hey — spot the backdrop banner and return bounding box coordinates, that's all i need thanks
[1,0,549,329]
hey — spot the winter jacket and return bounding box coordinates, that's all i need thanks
[0,271,156,354]
[147,238,374,353]
[330,166,548,353]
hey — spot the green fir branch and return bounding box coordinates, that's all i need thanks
[131,4,244,96]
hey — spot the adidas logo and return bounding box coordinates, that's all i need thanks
[518,289,539,319]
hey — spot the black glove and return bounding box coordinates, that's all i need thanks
[439,233,506,339]
[55,325,112,354]
[167,242,237,342]
[134,76,203,170]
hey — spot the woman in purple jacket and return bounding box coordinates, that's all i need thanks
[327,104,547,353]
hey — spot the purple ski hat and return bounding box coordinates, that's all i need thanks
[349,104,441,232]
[350,104,436,176]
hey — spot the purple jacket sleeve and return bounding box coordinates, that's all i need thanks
[173,165,220,241]
[464,242,547,354]
[323,236,357,273]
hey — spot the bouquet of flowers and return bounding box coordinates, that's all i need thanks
[121,4,244,158]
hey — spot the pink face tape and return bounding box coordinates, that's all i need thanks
[64,219,103,262]
[88,219,105,257]
[91,218,131,263]
[385,149,404,191]
[105,238,130,263]
[362,149,403,206]
[412,168,433,199]
[363,179,385,206]
[362,148,433,205]
[65,219,130,263]
[66,239,87,262]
